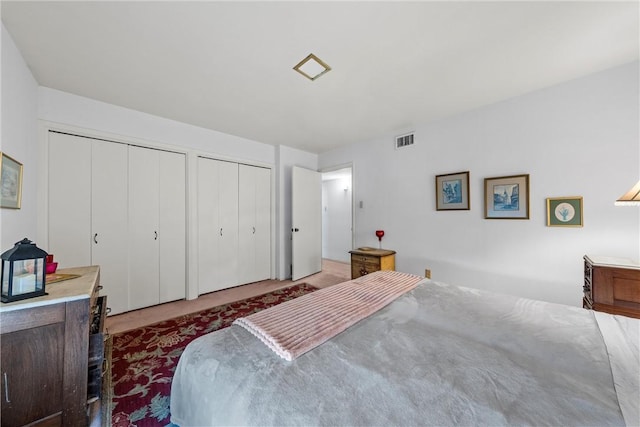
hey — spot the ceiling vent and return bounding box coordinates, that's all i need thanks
[395,133,414,149]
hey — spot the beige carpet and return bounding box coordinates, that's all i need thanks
[301,272,351,289]
[107,259,351,335]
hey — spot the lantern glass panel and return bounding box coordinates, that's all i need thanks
[2,259,10,295]
[10,259,44,295]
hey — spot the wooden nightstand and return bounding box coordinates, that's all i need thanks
[349,248,396,279]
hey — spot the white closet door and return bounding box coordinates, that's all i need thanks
[158,150,186,303]
[217,161,239,289]
[238,164,271,284]
[253,166,271,280]
[91,141,129,315]
[197,158,238,294]
[238,165,255,284]
[48,132,92,268]
[197,157,218,294]
[128,146,160,310]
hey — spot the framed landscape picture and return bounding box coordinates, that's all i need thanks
[436,171,470,211]
[484,174,529,219]
[0,152,23,209]
[546,196,583,227]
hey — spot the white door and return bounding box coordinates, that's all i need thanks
[197,158,239,294]
[48,132,92,268]
[218,161,240,288]
[254,166,271,280]
[91,141,129,315]
[238,165,271,284]
[128,146,160,310]
[292,166,322,280]
[197,157,217,294]
[158,150,186,303]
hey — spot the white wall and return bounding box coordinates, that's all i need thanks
[38,87,275,165]
[275,145,318,279]
[320,61,640,306]
[0,23,39,251]
[322,178,352,262]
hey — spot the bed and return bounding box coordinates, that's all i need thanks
[170,271,639,427]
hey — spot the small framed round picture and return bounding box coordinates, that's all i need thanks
[546,196,583,227]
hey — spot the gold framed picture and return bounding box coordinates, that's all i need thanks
[546,196,583,227]
[0,152,23,209]
[435,171,470,211]
[484,174,530,219]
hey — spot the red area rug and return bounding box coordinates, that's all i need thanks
[109,283,318,427]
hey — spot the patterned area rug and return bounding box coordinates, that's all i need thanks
[109,283,318,427]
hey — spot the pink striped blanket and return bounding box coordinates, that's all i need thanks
[233,270,424,361]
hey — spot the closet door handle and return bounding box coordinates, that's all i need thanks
[94,233,98,244]
[220,228,223,236]
[154,231,158,240]
[3,373,10,403]
[252,227,256,234]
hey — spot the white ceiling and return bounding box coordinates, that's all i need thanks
[2,1,638,154]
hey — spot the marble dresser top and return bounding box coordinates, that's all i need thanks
[0,265,99,313]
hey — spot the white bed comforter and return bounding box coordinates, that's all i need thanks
[170,279,640,426]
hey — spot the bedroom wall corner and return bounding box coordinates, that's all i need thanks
[0,23,39,251]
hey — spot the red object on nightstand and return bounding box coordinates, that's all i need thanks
[375,230,385,249]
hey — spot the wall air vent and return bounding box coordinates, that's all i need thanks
[395,133,414,149]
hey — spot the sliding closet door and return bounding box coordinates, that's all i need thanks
[197,158,238,294]
[197,157,217,294]
[217,161,240,289]
[91,141,129,315]
[128,146,160,310]
[49,132,130,314]
[253,166,271,280]
[158,150,186,303]
[48,132,92,268]
[238,164,271,284]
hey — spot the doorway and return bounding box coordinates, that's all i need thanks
[321,166,353,263]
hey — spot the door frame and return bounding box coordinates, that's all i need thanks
[320,162,355,258]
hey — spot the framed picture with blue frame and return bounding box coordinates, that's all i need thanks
[484,174,530,219]
[435,171,470,211]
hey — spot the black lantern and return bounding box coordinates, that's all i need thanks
[1,238,48,303]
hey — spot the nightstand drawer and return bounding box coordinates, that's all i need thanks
[352,255,380,267]
[351,260,380,278]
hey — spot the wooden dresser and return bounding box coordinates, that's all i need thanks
[583,255,640,319]
[0,266,106,426]
[349,248,396,279]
